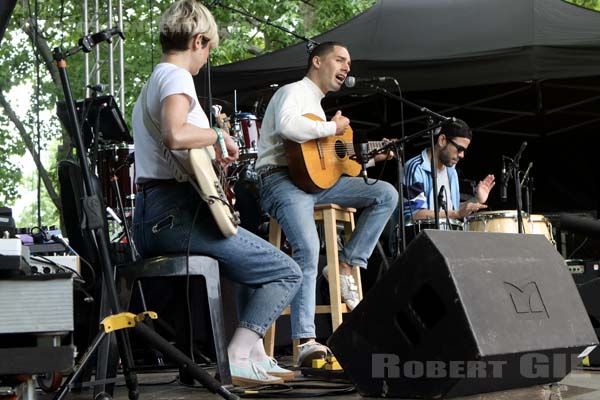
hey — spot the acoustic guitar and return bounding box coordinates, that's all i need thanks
[284,113,388,193]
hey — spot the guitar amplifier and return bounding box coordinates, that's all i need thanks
[29,255,80,275]
[0,206,16,238]
[566,259,600,366]
[0,238,30,275]
[0,274,73,334]
[0,274,74,375]
[565,259,600,285]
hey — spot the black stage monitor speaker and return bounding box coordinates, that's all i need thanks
[328,230,598,399]
[573,269,600,366]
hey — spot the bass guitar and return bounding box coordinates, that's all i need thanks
[188,113,239,237]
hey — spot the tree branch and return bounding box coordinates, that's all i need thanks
[22,18,61,88]
[246,44,265,56]
[0,88,61,211]
[298,0,316,7]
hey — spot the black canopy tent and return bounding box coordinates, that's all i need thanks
[209,0,600,94]
[204,0,600,213]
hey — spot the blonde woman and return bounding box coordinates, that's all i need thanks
[132,1,301,386]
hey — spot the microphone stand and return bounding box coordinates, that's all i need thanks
[427,117,440,229]
[211,0,319,53]
[438,187,452,229]
[520,162,534,218]
[514,160,524,234]
[391,140,406,256]
[368,85,457,233]
[503,143,527,234]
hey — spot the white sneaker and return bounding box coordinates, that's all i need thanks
[230,360,284,386]
[322,266,361,311]
[296,341,332,368]
[254,357,296,380]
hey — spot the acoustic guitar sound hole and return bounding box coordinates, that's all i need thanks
[334,140,347,159]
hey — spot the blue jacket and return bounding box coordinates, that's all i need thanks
[403,149,460,220]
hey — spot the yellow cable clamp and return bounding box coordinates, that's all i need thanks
[135,311,158,322]
[101,312,137,333]
[100,311,158,333]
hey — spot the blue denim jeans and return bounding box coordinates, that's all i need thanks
[133,182,302,337]
[259,172,398,339]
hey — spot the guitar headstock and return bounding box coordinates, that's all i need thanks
[215,113,231,135]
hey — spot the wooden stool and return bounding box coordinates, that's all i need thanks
[263,203,363,362]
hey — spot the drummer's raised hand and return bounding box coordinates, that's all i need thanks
[475,174,495,204]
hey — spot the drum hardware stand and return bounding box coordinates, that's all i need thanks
[230,89,246,150]
[52,31,238,400]
[521,162,534,216]
[501,141,528,234]
[110,159,138,262]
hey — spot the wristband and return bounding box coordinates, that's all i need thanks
[214,127,228,159]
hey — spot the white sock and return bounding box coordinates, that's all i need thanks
[249,338,270,363]
[228,327,260,367]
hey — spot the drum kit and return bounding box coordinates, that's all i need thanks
[404,210,555,247]
[222,111,266,235]
[96,143,136,212]
[92,109,265,241]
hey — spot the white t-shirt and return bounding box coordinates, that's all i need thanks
[436,167,454,211]
[256,77,337,170]
[132,63,210,183]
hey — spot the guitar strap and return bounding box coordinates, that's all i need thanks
[138,83,212,205]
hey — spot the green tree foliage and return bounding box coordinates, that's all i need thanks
[565,0,600,10]
[0,0,375,227]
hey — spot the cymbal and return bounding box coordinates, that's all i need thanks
[197,96,233,107]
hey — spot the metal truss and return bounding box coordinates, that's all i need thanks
[83,0,125,112]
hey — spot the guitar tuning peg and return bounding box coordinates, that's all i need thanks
[211,104,223,118]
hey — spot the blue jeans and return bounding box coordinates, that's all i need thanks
[259,172,398,339]
[133,182,302,337]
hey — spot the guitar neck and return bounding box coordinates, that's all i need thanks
[367,140,386,153]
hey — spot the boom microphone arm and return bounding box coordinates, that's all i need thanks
[211,0,319,52]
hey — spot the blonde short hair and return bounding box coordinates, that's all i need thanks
[159,0,219,52]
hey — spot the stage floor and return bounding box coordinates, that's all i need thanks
[35,366,600,400]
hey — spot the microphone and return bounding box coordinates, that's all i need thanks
[500,157,508,202]
[79,27,124,53]
[353,131,370,183]
[344,76,391,88]
[86,84,106,95]
[514,141,527,162]
[521,162,533,188]
[438,185,446,211]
